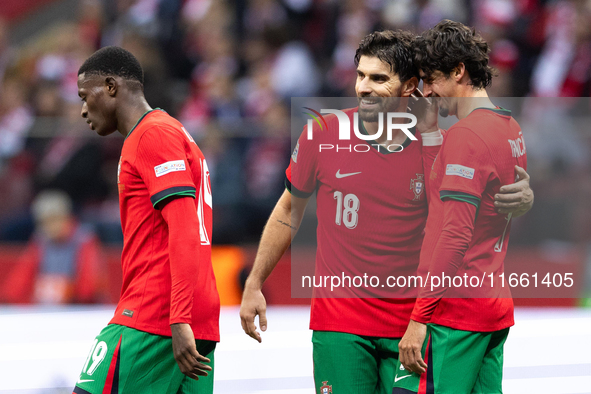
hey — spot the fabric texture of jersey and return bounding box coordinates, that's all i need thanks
[412,107,527,332]
[111,109,219,341]
[287,107,439,337]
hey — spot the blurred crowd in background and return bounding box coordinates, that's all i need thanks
[0,0,591,303]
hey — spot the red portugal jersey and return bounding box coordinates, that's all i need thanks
[110,109,220,341]
[287,107,439,337]
[412,107,527,332]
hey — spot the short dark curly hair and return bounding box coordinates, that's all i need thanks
[78,46,144,86]
[354,30,419,82]
[414,20,494,89]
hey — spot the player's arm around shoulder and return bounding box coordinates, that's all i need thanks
[240,189,309,342]
[448,124,534,217]
[494,165,533,217]
[443,126,533,217]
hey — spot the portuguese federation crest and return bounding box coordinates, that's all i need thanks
[410,173,425,201]
[320,381,333,394]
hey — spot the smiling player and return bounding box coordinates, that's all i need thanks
[240,30,533,394]
[395,20,529,394]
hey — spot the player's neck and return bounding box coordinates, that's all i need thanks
[363,104,410,146]
[117,96,153,137]
[366,121,410,146]
[456,88,494,120]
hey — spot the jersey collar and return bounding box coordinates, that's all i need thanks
[125,108,164,140]
[470,106,511,117]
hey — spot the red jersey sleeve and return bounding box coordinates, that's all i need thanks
[285,163,292,183]
[135,127,196,209]
[411,199,477,323]
[285,129,318,198]
[438,127,494,206]
[161,197,201,325]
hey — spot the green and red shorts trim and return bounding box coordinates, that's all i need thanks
[392,324,508,394]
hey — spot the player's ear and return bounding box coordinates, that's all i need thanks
[401,76,418,97]
[105,76,117,97]
[453,63,466,82]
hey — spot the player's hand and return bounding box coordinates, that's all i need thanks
[409,89,438,134]
[399,320,428,375]
[171,323,212,380]
[239,284,267,343]
[494,166,534,217]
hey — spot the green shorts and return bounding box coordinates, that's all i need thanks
[392,324,509,394]
[312,330,401,394]
[73,324,216,394]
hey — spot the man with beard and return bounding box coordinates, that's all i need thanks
[240,30,532,394]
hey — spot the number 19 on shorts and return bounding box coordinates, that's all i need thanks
[334,191,359,229]
[82,339,108,376]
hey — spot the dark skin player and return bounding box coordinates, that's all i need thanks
[77,72,212,381]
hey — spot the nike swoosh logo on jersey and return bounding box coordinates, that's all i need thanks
[394,374,411,383]
[336,170,362,178]
[77,379,94,384]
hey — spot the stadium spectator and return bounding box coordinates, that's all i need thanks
[0,17,14,91]
[2,190,103,304]
[0,0,590,248]
[32,100,110,210]
[0,77,33,166]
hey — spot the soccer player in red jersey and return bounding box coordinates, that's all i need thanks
[240,31,533,394]
[73,47,219,394]
[395,21,529,393]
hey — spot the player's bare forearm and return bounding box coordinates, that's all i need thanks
[240,189,308,342]
[245,189,308,290]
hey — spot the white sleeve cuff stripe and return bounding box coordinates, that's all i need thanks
[422,129,444,146]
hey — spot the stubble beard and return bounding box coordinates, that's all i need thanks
[357,95,401,123]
